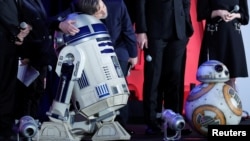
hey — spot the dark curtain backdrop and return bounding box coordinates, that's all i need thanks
[41,0,72,16]
[41,0,135,20]
[123,0,135,23]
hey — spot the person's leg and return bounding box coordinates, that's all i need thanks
[161,38,192,136]
[14,80,30,119]
[0,55,18,138]
[38,68,59,123]
[30,65,48,120]
[143,39,166,134]
[162,39,188,113]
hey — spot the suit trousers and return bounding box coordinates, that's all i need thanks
[14,65,48,120]
[143,38,188,127]
[0,53,18,137]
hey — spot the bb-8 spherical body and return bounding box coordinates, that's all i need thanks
[185,60,242,136]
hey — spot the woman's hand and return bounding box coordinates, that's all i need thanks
[225,13,241,21]
[211,9,241,22]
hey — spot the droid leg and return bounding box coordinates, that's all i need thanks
[92,121,130,141]
[47,62,74,122]
[37,61,81,141]
[89,110,130,141]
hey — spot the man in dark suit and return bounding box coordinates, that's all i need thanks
[0,0,31,139]
[14,0,80,122]
[15,0,59,121]
[135,0,194,135]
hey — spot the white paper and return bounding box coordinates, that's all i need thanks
[17,64,40,87]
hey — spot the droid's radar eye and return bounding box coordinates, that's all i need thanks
[214,64,223,72]
[66,53,75,64]
[225,70,229,76]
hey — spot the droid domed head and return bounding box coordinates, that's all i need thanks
[196,60,229,83]
[54,13,108,55]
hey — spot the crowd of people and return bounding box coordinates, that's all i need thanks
[0,0,249,140]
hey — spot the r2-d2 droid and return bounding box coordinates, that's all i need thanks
[37,13,131,141]
[185,60,242,136]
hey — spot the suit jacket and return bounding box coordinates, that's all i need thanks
[101,0,137,61]
[20,0,49,40]
[18,0,57,67]
[0,0,20,55]
[135,0,193,40]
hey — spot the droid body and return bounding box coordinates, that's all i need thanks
[185,60,242,136]
[37,13,130,141]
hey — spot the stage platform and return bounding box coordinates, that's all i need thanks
[124,117,250,141]
[80,117,250,141]
[77,112,250,141]
[4,117,250,141]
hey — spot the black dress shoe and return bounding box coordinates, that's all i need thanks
[166,128,176,136]
[181,128,192,136]
[164,128,192,137]
[145,126,161,135]
[125,128,135,135]
[0,136,11,141]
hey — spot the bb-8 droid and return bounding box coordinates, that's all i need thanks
[185,60,242,136]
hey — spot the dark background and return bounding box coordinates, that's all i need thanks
[41,0,72,16]
[41,0,135,21]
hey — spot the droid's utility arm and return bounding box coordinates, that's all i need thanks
[46,46,85,122]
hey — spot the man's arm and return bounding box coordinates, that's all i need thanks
[183,0,193,37]
[47,2,79,36]
[0,0,31,45]
[135,0,148,49]
[135,0,147,33]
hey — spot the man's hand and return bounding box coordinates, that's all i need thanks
[128,57,138,68]
[15,24,32,45]
[136,33,148,50]
[59,20,80,36]
[19,58,30,65]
